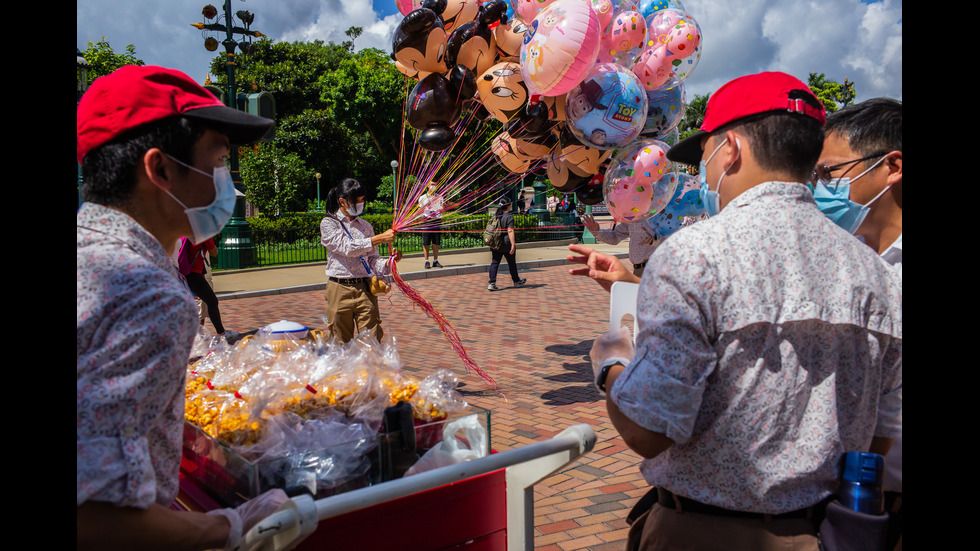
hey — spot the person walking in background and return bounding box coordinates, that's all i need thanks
[320,178,402,342]
[417,180,444,269]
[487,196,526,291]
[178,236,231,338]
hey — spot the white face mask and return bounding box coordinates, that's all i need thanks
[163,154,236,244]
[342,199,365,217]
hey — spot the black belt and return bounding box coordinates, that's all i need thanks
[329,276,369,286]
[633,262,647,270]
[655,488,827,521]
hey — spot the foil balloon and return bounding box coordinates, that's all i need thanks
[446,0,508,77]
[640,82,685,139]
[647,171,706,237]
[565,62,648,150]
[514,0,562,24]
[632,8,701,90]
[491,131,556,173]
[602,139,676,223]
[395,0,422,16]
[392,5,449,80]
[519,0,601,97]
[547,129,612,192]
[493,1,529,60]
[407,65,477,151]
[438,0,482,36]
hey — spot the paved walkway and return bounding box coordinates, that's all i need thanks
[210,238,648,551]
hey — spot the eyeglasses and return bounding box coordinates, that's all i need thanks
[810,151,888,185]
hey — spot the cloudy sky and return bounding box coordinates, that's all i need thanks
[77,0,902,103]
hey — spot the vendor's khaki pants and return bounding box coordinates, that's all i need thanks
[324,279,382,343]
[629,504,819,551]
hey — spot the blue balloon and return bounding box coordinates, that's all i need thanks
[640,83,685,139]
[637,0,686,19]
[565,62,648,150]
[647,171,706,237]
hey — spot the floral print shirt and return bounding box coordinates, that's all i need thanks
[77,203,198,508]
[320,211,391,279]
[610,182,903,514]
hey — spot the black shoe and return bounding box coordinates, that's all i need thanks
[513,278,526,287]
[432,260,443,268]
[424,260,431,269]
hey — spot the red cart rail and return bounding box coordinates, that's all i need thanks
[200,423,596,551]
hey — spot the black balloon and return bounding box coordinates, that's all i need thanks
[407,67,477,152]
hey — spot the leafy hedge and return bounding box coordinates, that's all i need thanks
[245,212,541,245]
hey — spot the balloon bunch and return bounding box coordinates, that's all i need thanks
[393,0,706,226]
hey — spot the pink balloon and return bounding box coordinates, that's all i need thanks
[590,0,615,30]
[606,181,655,223]
[515,0,561,23]
[520,0,601,97]
[633,9,701,90]
[597,7,647,65]
[395,0,421,17]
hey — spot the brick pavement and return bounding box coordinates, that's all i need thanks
[216,261,648,551]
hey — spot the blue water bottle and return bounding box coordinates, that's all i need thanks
[838,451,884,514]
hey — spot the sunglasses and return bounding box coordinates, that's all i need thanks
[810,151,888,185]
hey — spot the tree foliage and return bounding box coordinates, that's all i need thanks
[808,73,856,114]
[80,37,145,84]
[207,30,408,208]
[239,142,315,216]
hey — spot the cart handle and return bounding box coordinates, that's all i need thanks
[238,423,597,551]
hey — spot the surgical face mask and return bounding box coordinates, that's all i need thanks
[163,154,236,244]
[812,156,888,234]
[698,137,738,217]
[342,199,365,217]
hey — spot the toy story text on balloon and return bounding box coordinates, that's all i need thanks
[565,62,648,150]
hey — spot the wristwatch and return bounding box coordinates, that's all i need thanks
[595,357,630,393]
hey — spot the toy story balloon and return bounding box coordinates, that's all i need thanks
[519,0,601,97]
[640,82,685,139]
[565,62,647,150]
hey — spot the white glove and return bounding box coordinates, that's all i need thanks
[207,488,289,550]
[589,327,634,393]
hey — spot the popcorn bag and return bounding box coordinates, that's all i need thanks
[181,321,488,505]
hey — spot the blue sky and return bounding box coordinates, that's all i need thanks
[78,0,902,103]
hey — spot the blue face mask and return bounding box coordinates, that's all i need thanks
[812,156,888,234]
[163,154,237,244]
[699,137,738,217]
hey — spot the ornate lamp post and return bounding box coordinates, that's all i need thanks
[315,172,322,211]
[191,2,265,269]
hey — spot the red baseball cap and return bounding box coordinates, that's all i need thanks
[76,65,274,163]
[667,71,825,166]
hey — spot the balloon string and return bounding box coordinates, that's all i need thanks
[388,257,499,390]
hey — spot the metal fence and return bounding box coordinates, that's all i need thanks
[214,212,583,271]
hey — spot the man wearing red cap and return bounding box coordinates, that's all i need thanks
[588,72,902,550]
[77,65,287,550]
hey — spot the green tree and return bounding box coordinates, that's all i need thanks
[678,93,709,140]
[240,142,315,216]
[808,73,856,114]
[80,37,145,84]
